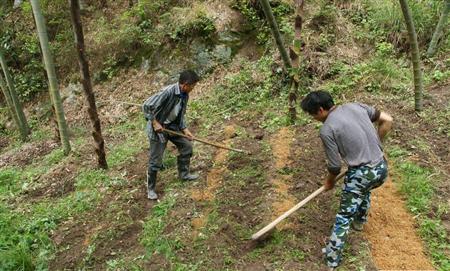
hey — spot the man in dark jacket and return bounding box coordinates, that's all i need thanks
[300,91,393,270]
[142,70,200,200]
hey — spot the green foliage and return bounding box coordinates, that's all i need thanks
[351,0,443,48]
[397,162,433,214]
[141,194,181,259]
[419,218,450,270]
[231,0,292,44]
[1,31,47,100]
[170,13,215,41]
[74,169,109,190]
[0,167,22,195]
[321,41,409,94]
[190,55,291,133]
[390,148,449,270]
[107,136,144,168]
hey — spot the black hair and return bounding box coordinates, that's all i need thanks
[179,70,200,85]
[300,91,334,114]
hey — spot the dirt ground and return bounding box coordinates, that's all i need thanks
[366,178,434,270]
[48,151,153,270]
[1,50,447,270]
[3,86,446,270]
[0,139,58,169]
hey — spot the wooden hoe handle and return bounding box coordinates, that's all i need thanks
[162,128,249,154]
[251,171,346,240]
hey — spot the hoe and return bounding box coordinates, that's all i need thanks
[251,170,346,241]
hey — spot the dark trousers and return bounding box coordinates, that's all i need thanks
[147,133,193,172]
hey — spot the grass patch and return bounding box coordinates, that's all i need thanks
[397,162,433,214]
[320,42,409,95]
[388,147,449,270]
[107,134,145,168]
[0,144,123,270]
[190,55,295,133]
[140,193,181,260]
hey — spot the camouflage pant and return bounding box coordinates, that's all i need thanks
[323,159,388,268]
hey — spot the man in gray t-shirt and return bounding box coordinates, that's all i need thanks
[300,91,393,270]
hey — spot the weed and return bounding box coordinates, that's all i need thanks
[107,136,144,168]
[419,219,449,269]
[289,248,306,262]
[141,193,181,260]
[389,148,448,270]
[74,169,109,190]
[353,0,441,49]
[397,162,433,214]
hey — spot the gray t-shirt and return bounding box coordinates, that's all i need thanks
[320,103,383,174]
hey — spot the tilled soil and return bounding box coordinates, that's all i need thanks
[366,178,434,270]
[0,139,58,169]
[49,151,153,270]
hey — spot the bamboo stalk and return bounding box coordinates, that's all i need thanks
[162,128,249,154]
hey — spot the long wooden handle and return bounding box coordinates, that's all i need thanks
[162,128,249,154]
[251,171,346,240]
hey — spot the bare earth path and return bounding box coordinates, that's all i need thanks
[365,178,435,270]
[190,125,235,237]
[269,127,296,230]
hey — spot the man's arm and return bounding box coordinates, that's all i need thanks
[376,111,393,141]
[142,89,171,132]
[324,171,339,190]
[320,131,342,191]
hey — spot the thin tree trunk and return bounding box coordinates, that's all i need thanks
[0,50,30,140]
[399,0,423,112]
[427,0,450,57]
[259,0,292,70]
[290,0,304,80]
[30,0,71,154]
[69,0,108,169]
[0,73,22,132]
[259,0,297,120]
[287,0,306,122]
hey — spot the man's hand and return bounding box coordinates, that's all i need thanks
[324,172,338,191]
[182,128,194,141]
[377,111,393,142]
[152,120,163,132]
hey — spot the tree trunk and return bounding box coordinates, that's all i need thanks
[427,0,450,57]
[69,0,108,169]
[0,73,22,133]
[0,50,30,140]
[287,0,306,122]
[290,0,304,80]
[30,0,71,154]
[259,0,292,70]
[399,0,423,112]
[259,0,297,120]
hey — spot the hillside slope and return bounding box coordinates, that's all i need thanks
[0,0,449,270]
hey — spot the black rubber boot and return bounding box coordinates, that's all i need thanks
[147,170,158,200]
[177,158,198,181]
